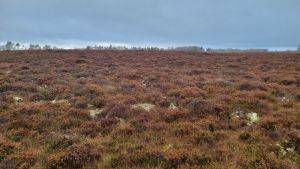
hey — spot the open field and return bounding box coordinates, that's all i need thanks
[0,50,299,168]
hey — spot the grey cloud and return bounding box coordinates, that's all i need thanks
[0,0,299,48]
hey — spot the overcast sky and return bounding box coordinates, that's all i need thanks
[0,0,299,49]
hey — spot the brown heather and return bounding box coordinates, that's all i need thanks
[0,50,299,168]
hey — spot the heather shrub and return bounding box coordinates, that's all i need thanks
[57,117,83,130]
[101,102,130,119]
[287,131,300,154]
[46,143,100,169]
[80,121,102,137]
[90,96,106,108]
[239,132,252,141]
[187,153,212,166]
[261,121,277,132]
[159,109,188,123]
[111,123,134,138]
[97,118,119,135]
[123,71,140,80]
[187,69,204,76]
[279,77,297,86]
[0,137,17,164]
[239,153,292,169]
[228,114,247,130]
[39,87,59,100]
[8,119,30,131]
[74,84,104,99]
[45,134,79,152]
[73,96,89,109]
[168,87,206,101]
[163,150,188,168]
[147,121,169,133]
[123,151,164,167]
[187,99,223,117]
[21,66,29,70]
[252,91,269,100]
[0,158,19,169]
[29,93,45,101]
[0,82,36,93]
[295,94,300,101]
[239,82,267,91]
[75,59,88,64]
[7,128,28,142]
[228,97,269,114]
[17,149,38,168]
[120,81,139,94]
[129,113,149,132]
[239,82,257,91]
[216,79,235,88]
[65,108,90,121]
[195,81,206,89]
[17,104,42,115]
[193,131,225,146]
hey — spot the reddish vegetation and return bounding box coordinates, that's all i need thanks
[0,50,299,168]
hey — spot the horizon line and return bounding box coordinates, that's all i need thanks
[0,40,298,52]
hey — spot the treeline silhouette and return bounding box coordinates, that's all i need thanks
[0,41,206,52]
[2,41,296,52]
[0,41,205,52]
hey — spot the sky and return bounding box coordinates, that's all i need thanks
[0,0,300,49]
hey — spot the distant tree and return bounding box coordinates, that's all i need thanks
[206,48,212,52]
[29,44,41,50]
[20,45,26,50]
[29,44,34,50]
[43,45,52,50]
[298,45,300,51]
[5,41,14,50]
[36,44,41,50]
[86,46,92,50]
[15,43,20,50]
[175,46,204,52]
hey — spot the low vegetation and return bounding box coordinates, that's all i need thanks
[0,50,299,168]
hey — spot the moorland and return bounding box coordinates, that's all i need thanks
[0,50,299,168]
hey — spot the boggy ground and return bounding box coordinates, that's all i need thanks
[0,50,299,169]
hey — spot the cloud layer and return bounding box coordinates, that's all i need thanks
[1,0,299,48]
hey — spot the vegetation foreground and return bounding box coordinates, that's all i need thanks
[0,50,299,169]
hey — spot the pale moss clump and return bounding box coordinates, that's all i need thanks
[89,109,104,118]
[51,99,70,105]
[13,96,23,103]
[168,103,178,110]
[132,103,155,112]
[247,112,260,126]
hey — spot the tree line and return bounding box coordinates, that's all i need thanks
[0,41,207,52]
[0,41,59,51]
[2,41,298,52]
